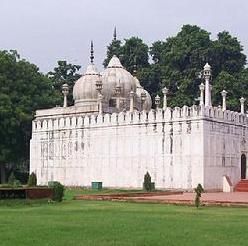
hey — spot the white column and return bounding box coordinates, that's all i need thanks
[240,97,245,114]
[162,87,168,110]
[115,83,121,111]
[63,95,67,107]
[221,90,227,111]
[98,94,103,114]
[130,91,134,113]
[209,85,212,107]
[205,79,210,107]
[141,92,147,111]
[203,63,212,107]
[155,95,161,110]
[199,83,205,106]
[62,83,69,107]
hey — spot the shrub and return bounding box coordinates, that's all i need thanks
[194,183,204,208]
[27,172,37,187]
[8,172,21,187]
[48,181,64,202]
[143,171,152,192]
[8,172,16,185]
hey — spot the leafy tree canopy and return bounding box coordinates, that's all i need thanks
[47,60,81,106]
[103,39,122,68]
[141,25,247,109]
[0,50,58,181]
[104,36,149,73]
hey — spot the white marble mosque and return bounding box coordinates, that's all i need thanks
[30,42,248,191]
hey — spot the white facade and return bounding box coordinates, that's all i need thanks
[30,105,248,190]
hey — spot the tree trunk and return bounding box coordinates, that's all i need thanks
[0,164,6,184]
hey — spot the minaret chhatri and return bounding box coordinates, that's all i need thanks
[203,63,212,107]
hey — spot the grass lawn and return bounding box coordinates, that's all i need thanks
[0,190,247,246]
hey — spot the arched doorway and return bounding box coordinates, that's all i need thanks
[241,154,247,179]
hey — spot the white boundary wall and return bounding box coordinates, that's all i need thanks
[30,105,248,189]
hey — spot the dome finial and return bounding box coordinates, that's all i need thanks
[90,40,94,64]
[113,26,117,41]
[133,56,137,76]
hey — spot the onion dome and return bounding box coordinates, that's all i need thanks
[101,55,136,103]
[134,77,152,111]
[73,64,100,107]
[73,41,100,111]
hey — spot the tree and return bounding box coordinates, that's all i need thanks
[137,64,162,102]
[194,183,204,208]
[143,171,152,192]
[121,37,149,73]
[47,60,81,106]
[103,32,122,68]
[148,25,247,109]
[27,172,37,187]
[103,34,149,73]
[210,31,246,77]
[0,50,58,183]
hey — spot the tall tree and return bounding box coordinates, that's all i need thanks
[0,50,58,183]
[103,29,149,73]
[47,60,81,106]
[103,27,122,68]
[121,37,149,73]
[210,31,246,77]
[148,25,247,109]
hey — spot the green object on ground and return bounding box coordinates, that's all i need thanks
[151,182,155,191]
[48,181,64,202]
[143,171,152,191]
[0,190,248,246]
[27,172,37,187]
[91,182,102,190]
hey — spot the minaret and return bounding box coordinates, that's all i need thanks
[155,95,161,110]
[90,40,94,64]
[203,63,212,107]
[221,90,227,111]
[130,91,134,113]
[199,83,205,106]
[240,97,246,114]
[162,87,169,110]
[62,83,69,107]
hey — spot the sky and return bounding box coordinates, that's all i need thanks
[0,0,248,73]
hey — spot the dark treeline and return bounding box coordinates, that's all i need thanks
[0,24,248,182]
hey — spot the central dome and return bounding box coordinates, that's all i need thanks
[101,55,136,105]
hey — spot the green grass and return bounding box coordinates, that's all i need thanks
[0,191,247,246]
[64,187,145,200]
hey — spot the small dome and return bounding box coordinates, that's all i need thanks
[134,77,152,111]
[73,64,99,107]
[101,56,136,103]
[107,55,123,68]
[204,63,211,70]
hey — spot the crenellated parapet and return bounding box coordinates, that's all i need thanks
[202,106,247,125]
[32,105,248,132]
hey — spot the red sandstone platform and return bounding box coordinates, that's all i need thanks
[128,192,248,206]
[75,192,248,207]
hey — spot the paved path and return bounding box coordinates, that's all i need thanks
[129,192,248,206]
[75,191,248,206]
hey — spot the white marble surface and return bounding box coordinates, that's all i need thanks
[30,106,248,190]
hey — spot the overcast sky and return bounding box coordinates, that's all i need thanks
[0,0,248,73]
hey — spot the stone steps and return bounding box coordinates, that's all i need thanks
[235,180,248,192]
